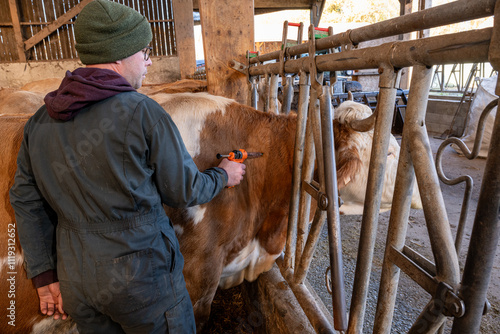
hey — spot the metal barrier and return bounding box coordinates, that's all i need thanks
[244,0,500,333]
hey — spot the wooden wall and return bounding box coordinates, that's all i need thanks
[0,0,177,63]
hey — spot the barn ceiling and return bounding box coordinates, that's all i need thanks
[193,0,325,14]
[193,0,326,25]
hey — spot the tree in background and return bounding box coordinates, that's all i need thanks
[323,0,399,23]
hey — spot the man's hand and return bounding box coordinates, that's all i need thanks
[37,282,67,320]
[218,158,246,187]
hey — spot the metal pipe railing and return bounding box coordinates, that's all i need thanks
[372,65,430,334]
[248,0,495,65]
[248,1,498,332]
[451,86,500,334]
[284,71,310,270]
[249,28,491,77]
[347,64,401,334]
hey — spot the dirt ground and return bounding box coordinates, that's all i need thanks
[203,136,499,333]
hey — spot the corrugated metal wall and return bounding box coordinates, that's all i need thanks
[0,0,176,63]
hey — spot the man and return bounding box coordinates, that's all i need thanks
[9,1,245,333]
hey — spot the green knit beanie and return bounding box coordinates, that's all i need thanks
[75,0,153,65]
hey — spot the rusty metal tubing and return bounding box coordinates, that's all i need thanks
[248,0,495,65]
[251,78,258,109]
[404,66,460,333]
[277,256,337,334]
[281,75,294,114]
[269,74,280,114]
[435,98,499,254]
[285,72,310,270]
[373,65,432,334]
[294,88,321,272]
[320,85,348,331]
[451,98,500,334]
[248,28,491,77]
[261,74,270,112]
[347,64,400,334]
[294,208,327,285]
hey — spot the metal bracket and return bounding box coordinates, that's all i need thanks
[229,59,247,74]
[436,282,465,318]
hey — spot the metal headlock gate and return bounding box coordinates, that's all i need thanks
[243,0,500,333]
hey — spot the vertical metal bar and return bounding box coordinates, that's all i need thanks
[373,65,433,333]
[294,86,319,272]
[284,72,310,269]
[294,208,326,284]
[320,85,348,331]
[281,75,294,114]
[347,64,400,334]
[405,66,461,333]
[251,77,258,110]
[451,83,500,334]
[269,74,280,114]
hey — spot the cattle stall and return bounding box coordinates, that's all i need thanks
[245,0,499,333]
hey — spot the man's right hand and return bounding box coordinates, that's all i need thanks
[218,158,246,187]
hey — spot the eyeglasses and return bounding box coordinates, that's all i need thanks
[142,46,153,61]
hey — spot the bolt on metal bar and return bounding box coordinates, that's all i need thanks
[347,64,401,334]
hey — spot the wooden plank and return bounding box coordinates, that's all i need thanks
[24,0,93,51]
[172,0,196,78]
[8,0,26,62]
[199,0,254,104]
[193,0,317,11]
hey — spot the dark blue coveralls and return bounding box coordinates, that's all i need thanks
[10,91,228,333]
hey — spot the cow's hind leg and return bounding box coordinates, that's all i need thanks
[183,259,223,332]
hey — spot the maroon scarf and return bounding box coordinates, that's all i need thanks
[45,67,136,121]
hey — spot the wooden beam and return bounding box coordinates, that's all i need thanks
[8,0,26,62]
[193,0,317,11]
[23,0,93,51]
[199,0,254,104]
[310,0,326,27]
[172,0,197,79]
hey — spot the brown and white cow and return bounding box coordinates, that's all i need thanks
[0,88,44,116]
[0,93,421,333]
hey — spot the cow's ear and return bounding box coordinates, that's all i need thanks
[334,121,362,189]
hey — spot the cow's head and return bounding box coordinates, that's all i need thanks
[333,101,422,214]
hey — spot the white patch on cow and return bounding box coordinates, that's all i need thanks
[173,224,184,236]
[31,317,78,334]
[219,239,279,289]
[186,206,206,225]
[150,92,233,157]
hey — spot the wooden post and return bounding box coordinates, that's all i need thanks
[199,0,254,104]
[172,0,197,79]
[8,0,26,62]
